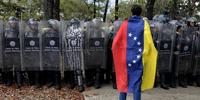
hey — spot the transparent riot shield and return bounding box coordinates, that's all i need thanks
[156,22,176,73]
[62,19,85,91]
[183,27,197,75]
[39,20,61,71]
[62,20,85,71]
[149,21,158,47]
[194,31,200,76]
[3,20,21,71]
[0,20,3,70]
[21,21,41,71]
[176,28,194,75]
[84,21,108,70]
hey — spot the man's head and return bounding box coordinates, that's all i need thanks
[28,18,38,31]
[8,16,19,28]
[187,17,196,27]
[131,4,142,16]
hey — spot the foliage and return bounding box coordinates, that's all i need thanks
[0,0,200,21]
[0,0,42,20]
[60,0,108,20]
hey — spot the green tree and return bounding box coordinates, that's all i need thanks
[60,0,93,20]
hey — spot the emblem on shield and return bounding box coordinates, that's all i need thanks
[164,43,168,49]
[94,41,100,46]
[29,40,35,46]
[184,45,189,51]
[10,41,16,47]
[49,40,55,46]
[71,40,76,46]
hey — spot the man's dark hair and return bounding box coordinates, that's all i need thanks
[176,25,182,32]
[131,4,142,16]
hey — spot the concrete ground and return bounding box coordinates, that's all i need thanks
[83,85,200,100]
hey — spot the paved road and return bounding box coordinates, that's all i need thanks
[83,85,200,100]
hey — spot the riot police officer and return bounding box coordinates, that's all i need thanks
[195,23,200,87]
[186,17,197,86]
[63,18,85,92]
[3,16,22,88]
[84,18,108,89]
[41,19,61,90]
[173,25,182,88]
[153,11,175,90]
[24,18,41,88]
[0,20,3,84]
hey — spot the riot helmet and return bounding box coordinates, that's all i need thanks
[27,18,38,31]
[47,19,60,30]
[69,18,80,26]
[8,16,19,29]
[187,17,197,27]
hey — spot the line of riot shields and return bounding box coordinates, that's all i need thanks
[2,16,200,92]
[150,18,200,89]
[0,17,112,91]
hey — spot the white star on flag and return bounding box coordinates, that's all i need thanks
[128,63,132,67]
[137,55,141,59]
[137,42,141,45]
[133,60,136,63]
[128,33,132,37]
[133,37,137,40]
[139,48,142,52]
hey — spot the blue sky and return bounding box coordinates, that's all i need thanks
[110,0,115,6]
[110,0,129,7]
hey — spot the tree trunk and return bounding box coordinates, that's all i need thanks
[115,0,119,20]
[43,0,53,20]
[103,0,109,22]
[188,0,196,16]
[53,0,60,20]
[43,0,60,20]
[93,0,96,18]
[145,0,155,20]
[173,0,178,18]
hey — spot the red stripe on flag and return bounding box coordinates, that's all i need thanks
[112,20,128,92]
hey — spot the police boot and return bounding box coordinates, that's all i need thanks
[15,71,22,89]
[95,67,101,89]
[179,75,187,88]
[5,72,13,86]
[183,75,188,88]
[187,74,194,86]
[171,75,177,88]
[0,70,2,84]
[112,72,117,89]
[47,71,54,88]
[54,71,61,90]
[196,75,200,87]
[69,71,76,89]
[105,70,111,84]
[85,69,94,87]
[28,71,34,85]
[160,74,169,90]
[35,71,41,88]
[1,72,5,84]
[76,70,85,92]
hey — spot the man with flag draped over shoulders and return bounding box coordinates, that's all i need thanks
[112,4,158,100]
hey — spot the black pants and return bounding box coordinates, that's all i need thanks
[85,67,103,88]
[28,71,41,85]
[195,75,200,86]
[43,71,61,86]
[64,71,76,88]
[171,55,178,87]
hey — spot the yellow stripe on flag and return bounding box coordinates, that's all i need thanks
[141,19,158,91]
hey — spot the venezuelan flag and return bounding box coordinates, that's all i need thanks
[112,16,158,98]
